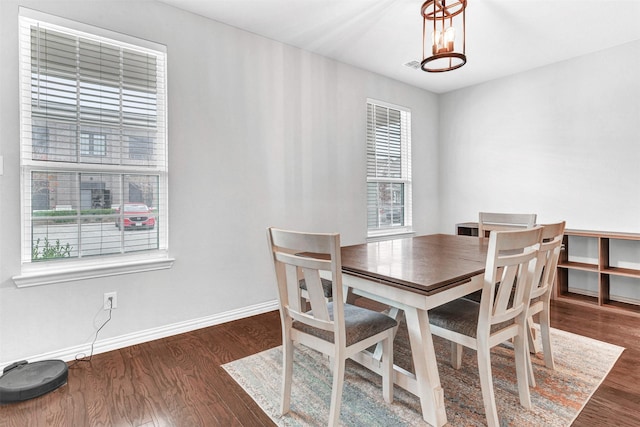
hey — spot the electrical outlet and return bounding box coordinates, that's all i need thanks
[103,292,117,310]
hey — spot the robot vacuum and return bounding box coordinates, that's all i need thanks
[0,360,68,404]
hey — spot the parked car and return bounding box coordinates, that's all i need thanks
[115,203,156,230]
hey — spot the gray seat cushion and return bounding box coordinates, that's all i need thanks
[465,287,541,306]
[299,278,333,299]
[293,303,397,346]
[463,290,482,303]
[429,298,514,338]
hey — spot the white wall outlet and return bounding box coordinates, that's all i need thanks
[104,292,117,310]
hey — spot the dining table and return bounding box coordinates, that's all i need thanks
[340,233,489,427]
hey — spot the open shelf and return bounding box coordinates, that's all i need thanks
[556,229,640,317]
[558,261,598,273]
[455,222,479,237]
[556,291,598,306]
[603,266,640,279]
[603,299,640,314]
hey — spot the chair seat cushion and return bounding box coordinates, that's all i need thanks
[429,298,514,338]
[293,303,397,346]
[462,290,482,303]
[299,278,333,298]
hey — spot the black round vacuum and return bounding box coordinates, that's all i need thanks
[0,360,68,404]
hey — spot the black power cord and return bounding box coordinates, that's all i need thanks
[69,297,114,368]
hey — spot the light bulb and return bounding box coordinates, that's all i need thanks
[431,30,442,44]
[431,30,443,54]
[444,27,455,52]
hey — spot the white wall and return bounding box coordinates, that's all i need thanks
[0,0,439,363]
[438,40,640,232]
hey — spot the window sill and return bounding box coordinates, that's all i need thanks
[12,256,175,288]
[367,229,415,242]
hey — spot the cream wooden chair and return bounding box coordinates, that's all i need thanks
[267,227,397,426]
[428,227,543,427]
[526,221,565,379]
[465,212,538,304]
[478,212,537,238]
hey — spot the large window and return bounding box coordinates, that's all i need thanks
[366,99,412,236]
[16,9,169,286]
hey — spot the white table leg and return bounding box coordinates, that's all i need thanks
[404,307,448,427]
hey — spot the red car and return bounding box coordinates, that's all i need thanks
[115,203,156,230]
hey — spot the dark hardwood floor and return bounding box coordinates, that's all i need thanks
[0,300,638,426]
[549,301,640,427]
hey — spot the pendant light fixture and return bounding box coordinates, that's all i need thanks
[421,0,467,72]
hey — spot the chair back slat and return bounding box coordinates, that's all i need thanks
[479,212,537,238]
[284,263,304,314]
[288,310,335,332]
[493,263,519,314]
[275,251,331,271]
[301,267,331,321]
[269,228,337,255]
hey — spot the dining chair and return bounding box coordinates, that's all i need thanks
[465,212,538,304]
[428,226,543,427]
[526,221,565,378]
[267,227,397,426]
[478,212,537,238]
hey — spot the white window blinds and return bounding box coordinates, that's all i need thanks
[23,20,166,168]
[366,100,412,234]
[18,9,168,273]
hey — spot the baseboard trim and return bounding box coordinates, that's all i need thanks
[3,300,279,365]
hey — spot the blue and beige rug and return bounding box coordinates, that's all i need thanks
[223,326,623,426]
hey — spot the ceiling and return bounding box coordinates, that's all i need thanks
[158,0,640,94]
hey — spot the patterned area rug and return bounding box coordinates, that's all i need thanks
[223,326,623,426]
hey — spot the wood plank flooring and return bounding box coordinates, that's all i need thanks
[549,302,640,427]
[0,300,637,426]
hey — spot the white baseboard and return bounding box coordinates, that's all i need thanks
[3,300,279,365]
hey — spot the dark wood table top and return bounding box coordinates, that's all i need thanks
[341,234,489,296]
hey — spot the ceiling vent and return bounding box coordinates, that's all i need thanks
[403,60,421,70]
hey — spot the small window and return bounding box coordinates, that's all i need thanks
[129,136,153,160]
[366,99,412,236]
[80,132,107,156]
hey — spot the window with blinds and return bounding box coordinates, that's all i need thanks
[366,99,412,235]
[18,9,168,279]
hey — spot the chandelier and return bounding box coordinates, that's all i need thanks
[421,0,467,72]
